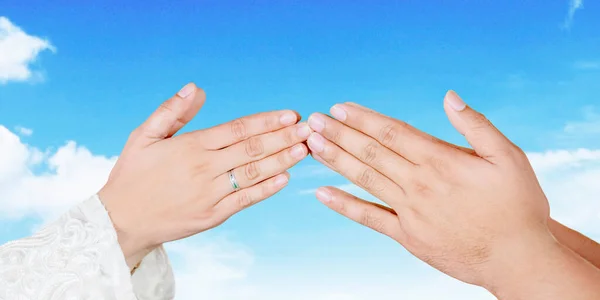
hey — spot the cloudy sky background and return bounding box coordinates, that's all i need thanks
[1,1,599,299]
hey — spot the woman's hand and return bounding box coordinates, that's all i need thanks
[98,83,311,267]
[306,91,600,299]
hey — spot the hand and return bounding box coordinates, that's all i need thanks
[306,91,600,299]
[98,83,311,267]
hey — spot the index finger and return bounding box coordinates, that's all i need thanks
[331,103,461,164]
[201,110,300,150]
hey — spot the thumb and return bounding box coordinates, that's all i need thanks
[131,82,206,148]
[443,90,514,163]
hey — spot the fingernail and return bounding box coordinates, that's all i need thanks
[274,174,289,187]
[315,187,333,204]
[290,144,306,159]
[296,124,311,139]
[308,114,325,133]
[445,90,466,111]
[280,112,297,125]
[307,133,325,153]
[177,83,195,98]
[330,104,347,121]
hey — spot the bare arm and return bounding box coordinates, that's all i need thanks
[549,218,600,269]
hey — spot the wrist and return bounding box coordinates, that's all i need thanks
[483,229,600,300]
[97,187,155,270]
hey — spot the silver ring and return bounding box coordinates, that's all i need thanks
[228,170,240,191]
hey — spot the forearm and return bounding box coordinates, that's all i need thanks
[485,233,600,300]
[548,218,600,269]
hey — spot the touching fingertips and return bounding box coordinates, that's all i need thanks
[274,173,289,188]
[308,114,325,133]
[296,123,311,139]
[315,187,333,204]
[330,104,347,121]
[280,111,298,125]
[290,144,307,159]
[307,133,326,153]
[445,90,466,112]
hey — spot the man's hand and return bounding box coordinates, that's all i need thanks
[306,91,600,299]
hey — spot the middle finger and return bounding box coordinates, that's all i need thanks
[216,122,312,173]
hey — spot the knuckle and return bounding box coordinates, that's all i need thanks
[360,209,385,234]
[282,127,295,145]
[261,180,273,197]
[378,124,398,147]
[244,136,264,157]
[236,192,254,209]
[322,147,338,166]
[230,119,247,141]
[411,179,431,196]
[427,156,447,174]
[158,101,176,115]
[244,161,261,181]
[263,115,277,131]
[361,142,379,164]
[330,129,342,144]
[470,113,492,132]
[277,150,290,166]
[356,168,377,190]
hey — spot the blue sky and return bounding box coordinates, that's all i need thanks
[1,1,600,299]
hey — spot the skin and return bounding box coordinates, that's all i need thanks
[548,219,600,269]
[98,83,311,268]
[306,91,600,299]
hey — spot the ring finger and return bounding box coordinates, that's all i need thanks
[213,143,308,198]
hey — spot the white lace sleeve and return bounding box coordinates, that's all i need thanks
[0,195,175,300]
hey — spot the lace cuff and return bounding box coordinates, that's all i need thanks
[0,195,175,300]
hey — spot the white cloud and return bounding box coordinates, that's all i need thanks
[167,233,493,300]
[0,125,116,220]
[563,0,584,29]
[14,126,33,136]
[0,16,55,84]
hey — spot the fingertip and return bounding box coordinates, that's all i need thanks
[444,90,466,112]
[177,82,197,99]
[280,110,299,125]
[315,187,333,204]
[330,104,348,121]
[296,122,312,140]
[307,113,326,133]
[290,143,308,159]
[307,132,326,153]
[274,172,290,188]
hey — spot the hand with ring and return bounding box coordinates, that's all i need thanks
[98,83,311,268]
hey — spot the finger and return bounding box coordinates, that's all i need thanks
[307,132,405,208]
[130,83,206,148]
[443,90,516,163]
[346,102,477,156]
[217,122,312,172]
[308,112,413,183]
[213,172,290,219]
[200,110,301,150]
[315,186,405,242]
[327,102,459,164]
[213,143,308,198]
